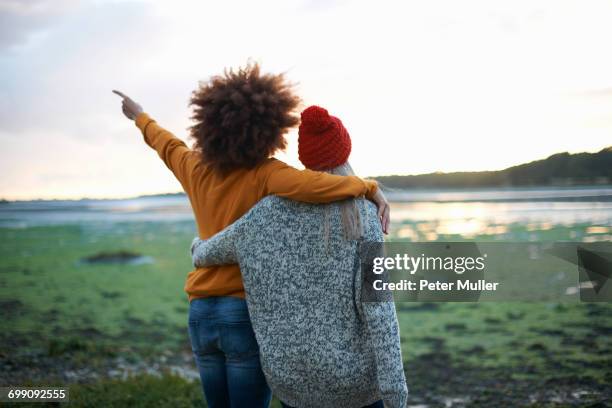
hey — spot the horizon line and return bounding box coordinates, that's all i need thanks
[4,183,612,203]
[2,145,609,202]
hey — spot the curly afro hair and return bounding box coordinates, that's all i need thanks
[189,63,301,173]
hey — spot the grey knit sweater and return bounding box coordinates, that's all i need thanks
[191,196,408,408]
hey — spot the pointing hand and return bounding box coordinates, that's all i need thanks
[112,90,143,121]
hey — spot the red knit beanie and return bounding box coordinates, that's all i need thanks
[298,106,351,170]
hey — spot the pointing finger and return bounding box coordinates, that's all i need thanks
[112,90,128,99]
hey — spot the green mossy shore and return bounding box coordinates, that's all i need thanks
[1,221,611,407]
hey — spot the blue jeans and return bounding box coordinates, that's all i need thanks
[188,297,271,408]
[281,401,384,408]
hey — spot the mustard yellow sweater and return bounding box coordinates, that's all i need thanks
[135,112,378,301]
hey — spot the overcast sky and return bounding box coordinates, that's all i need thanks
[1,0,612,200]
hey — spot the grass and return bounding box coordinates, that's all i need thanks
[0,222,194,353]
[13,374,291,408]
[1,220,611,406]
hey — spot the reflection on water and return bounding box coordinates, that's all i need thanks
[386,186,612,202]
[1,188,611,242]
[391,201,612,225]
[391,199,612,241]
[387,187,612,241]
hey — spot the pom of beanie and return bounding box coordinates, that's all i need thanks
[300,105,333,133]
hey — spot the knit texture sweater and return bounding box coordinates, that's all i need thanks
[134,113,378,301]
[191,196,408,408]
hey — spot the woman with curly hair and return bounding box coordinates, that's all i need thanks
[113,63,390,408]
[190,105,408,408]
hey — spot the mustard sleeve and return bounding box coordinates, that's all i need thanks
[262,160,378,203]
[135,113,197,191]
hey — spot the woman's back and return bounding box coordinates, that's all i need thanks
[192,196,408,408]
[247,198,381,406]
[132,113,378,301]
[116,66,390,408]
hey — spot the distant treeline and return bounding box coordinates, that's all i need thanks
[374,147,612,189]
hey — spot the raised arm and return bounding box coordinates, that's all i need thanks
[113,90,197,191]
[135,113,197,191]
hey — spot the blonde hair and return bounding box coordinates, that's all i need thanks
[323,162,364,243]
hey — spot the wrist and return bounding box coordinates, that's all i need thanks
[365,180,378,199]
[135,112,153,131]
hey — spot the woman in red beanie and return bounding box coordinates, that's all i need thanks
[298,105,371,240]
[190,104,407,407]
[114,63,391,408]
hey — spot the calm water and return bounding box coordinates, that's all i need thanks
[387,187,612,241]
[1,187,611,240]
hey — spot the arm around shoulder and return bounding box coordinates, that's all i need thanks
[262,159,378,203]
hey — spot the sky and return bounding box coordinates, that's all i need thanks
[1,0,612,200]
